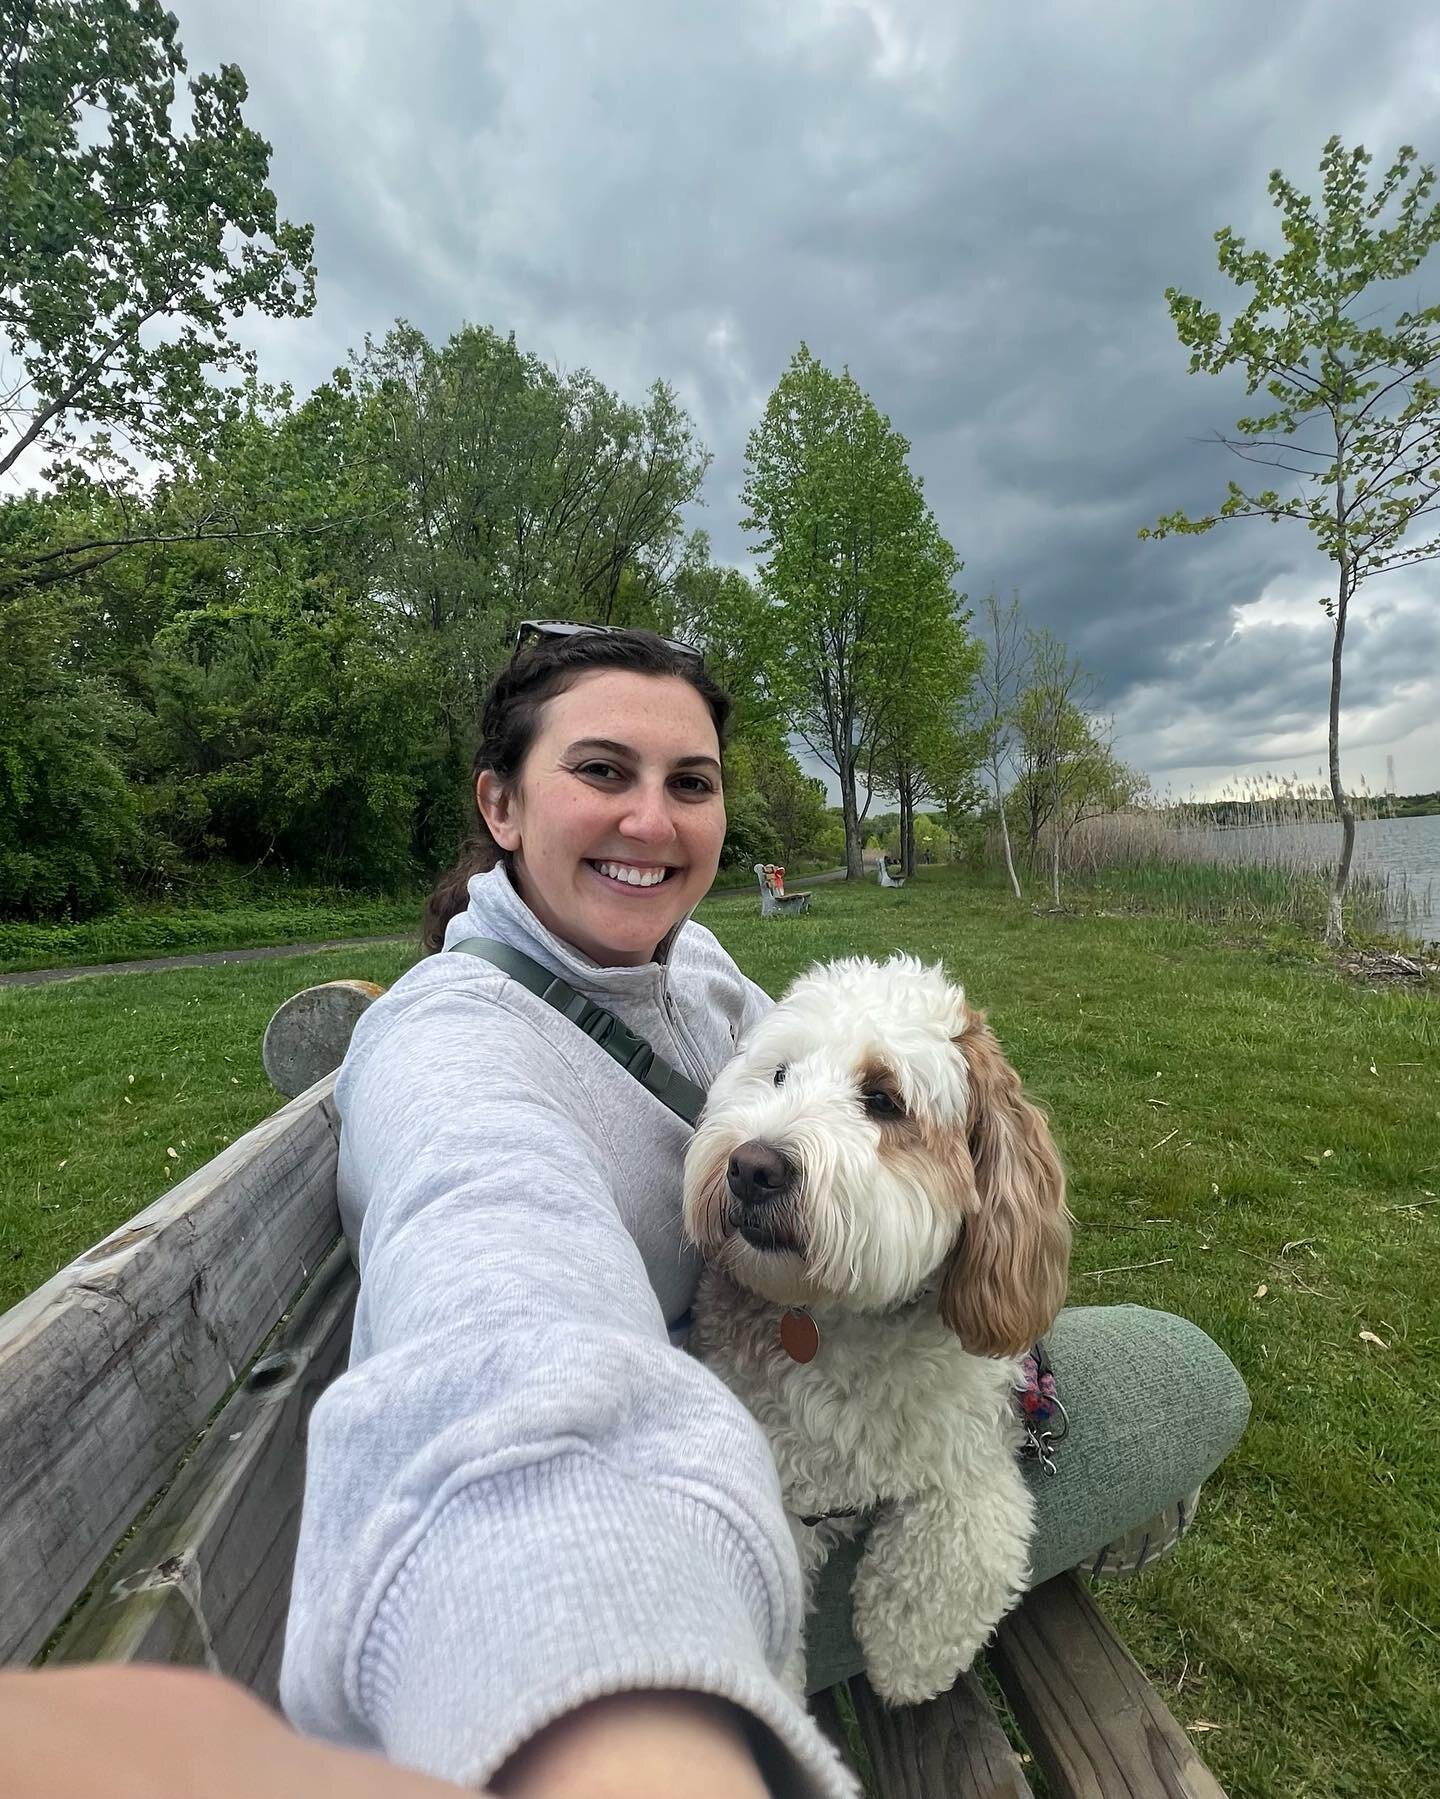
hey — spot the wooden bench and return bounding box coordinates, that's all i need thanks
[755,862,812,916]
[0,1003,1226,1797]
[877,858,906,889]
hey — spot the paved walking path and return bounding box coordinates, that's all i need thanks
[0,935,416,989]
[0,867,858,989]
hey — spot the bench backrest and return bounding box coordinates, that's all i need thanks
[0,1080,348,1699]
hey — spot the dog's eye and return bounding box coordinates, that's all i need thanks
[773,1065,787,1087]
[863,1089,903,1119]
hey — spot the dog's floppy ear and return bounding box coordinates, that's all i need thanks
[940,1012,1071,1358]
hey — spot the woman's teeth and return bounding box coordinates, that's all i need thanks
[592,861,670,888]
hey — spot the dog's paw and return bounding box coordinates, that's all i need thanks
[851,1540,992,1707]
[858,1629,980,1708]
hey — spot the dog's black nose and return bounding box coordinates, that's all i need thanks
[726,1140,793,1206]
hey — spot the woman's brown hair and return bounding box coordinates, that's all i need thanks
[421,627,733,954]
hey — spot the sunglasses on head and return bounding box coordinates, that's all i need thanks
[514,618,703,663]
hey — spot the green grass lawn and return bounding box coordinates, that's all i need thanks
[2,866,1436,1795]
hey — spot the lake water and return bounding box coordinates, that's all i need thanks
[1196,814,1440,943]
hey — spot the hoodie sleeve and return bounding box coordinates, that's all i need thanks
[280,977,853,1797]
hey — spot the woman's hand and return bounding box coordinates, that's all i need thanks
[0,1665,468,1798]
[0,1669,774,1798]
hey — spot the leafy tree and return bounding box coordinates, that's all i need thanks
[926,737,985,863]
[971,592,1030,899]
[348,321,710,843]
[354,322,707,646]
[0,0,315,589]
[867,602,981,878]
[666,546,784,738]
[1144,137,1440,943]
[1012,631,1143,904]
[746,736,830,866]
[742,345,962,878]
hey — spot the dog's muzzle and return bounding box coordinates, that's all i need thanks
[726,1139,801,1252]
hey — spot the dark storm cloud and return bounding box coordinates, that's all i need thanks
[180,0,1440,791]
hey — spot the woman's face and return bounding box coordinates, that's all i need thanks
[477,669,727,966]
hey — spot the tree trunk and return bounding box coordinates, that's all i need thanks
[1050,771,1062,905]
[900,777,915,878]
[841,764,865,879]
[1326,571,1357,946]
[993,763,1021,899]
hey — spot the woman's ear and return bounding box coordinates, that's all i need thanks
[477,771,521,852]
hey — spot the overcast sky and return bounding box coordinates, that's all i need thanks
[180,0,1440,800]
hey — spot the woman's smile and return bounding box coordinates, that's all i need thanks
[587,858,680,891]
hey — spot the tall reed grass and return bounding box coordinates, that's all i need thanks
[1003,774,1426,935]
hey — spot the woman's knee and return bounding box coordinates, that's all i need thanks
[1048,1303,1250,1465]
[1024,1304,1249,1587]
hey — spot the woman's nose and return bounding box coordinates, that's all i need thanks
[620,784,678,843]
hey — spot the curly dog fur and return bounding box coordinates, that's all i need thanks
[684,954,1071,1703]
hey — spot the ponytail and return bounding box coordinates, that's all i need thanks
[421,835,502,955]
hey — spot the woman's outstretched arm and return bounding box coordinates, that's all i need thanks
[280,973,851,1797]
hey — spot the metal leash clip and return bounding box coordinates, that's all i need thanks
[1022,1394,1070,1475]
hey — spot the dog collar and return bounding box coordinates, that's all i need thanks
[777,1286,936,1363]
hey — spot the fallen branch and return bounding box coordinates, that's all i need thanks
[1084,1257,1174,1278]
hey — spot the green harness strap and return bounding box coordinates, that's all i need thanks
[449,936,707,1129]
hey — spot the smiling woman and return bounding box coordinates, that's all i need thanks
[278,626,859,1797]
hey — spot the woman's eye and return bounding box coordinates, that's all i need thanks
[576,761,622,780]
[674,775,717,796]
[863,1089,902,1119]
[773,1065,787,1087]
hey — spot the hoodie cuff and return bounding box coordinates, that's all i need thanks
[351,1447,856,1797]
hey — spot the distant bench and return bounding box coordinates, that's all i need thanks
[754,862,811,916]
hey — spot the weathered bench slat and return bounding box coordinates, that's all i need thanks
[990,1574,1227,1799]
[0,1080,343,1665]
[45,1235,358,1702]
[848,1669,1036,1798]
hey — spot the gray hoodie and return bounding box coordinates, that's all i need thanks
[280,865,854,1796]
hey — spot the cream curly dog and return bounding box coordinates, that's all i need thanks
[684,954,1071,1704]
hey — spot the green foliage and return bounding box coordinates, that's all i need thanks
[718,786,777,870]
[1145,138,1440,586]
[0,594,140,915]
[353,321,708,650]
[0,500,142,915]
[146,593,435,887]
[0,0,314,510]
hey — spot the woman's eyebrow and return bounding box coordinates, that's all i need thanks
[564,737,722,774]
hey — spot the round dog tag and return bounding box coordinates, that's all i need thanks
[779,1309,820,1364]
